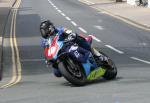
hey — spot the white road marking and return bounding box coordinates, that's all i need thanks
[89,35,101,42]
[71,21,77,26]
[48,0,52,4]
[55,7,58,10]
[130,57,150,64]
[49,1,53,5]
[65,17,71,21]
[105,45,124,54]
[139,42,147,46]
[94,25,104,30]
[78,27,87,33]
[57,10,62,13]
[61,13,66,16]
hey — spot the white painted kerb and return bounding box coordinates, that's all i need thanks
[148,0,150,8]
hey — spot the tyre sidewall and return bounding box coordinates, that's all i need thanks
[59,58,87,86]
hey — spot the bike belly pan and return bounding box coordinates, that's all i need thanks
[87,68,106,80]
[82,61,106,80]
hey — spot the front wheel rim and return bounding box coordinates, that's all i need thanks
[65,59,83,78]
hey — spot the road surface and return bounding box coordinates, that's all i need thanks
[0,0,150,103]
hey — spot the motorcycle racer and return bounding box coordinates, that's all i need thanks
[40,20,92,50]
[40,20,108,77]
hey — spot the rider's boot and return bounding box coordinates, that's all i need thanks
[92,48,109,65]
[53,68,62,77]
[52,64,62,77]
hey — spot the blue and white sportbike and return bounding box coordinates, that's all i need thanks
[41,32,117,86]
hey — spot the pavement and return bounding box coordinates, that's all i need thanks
[0,0,16,80]
[79,0,150,30]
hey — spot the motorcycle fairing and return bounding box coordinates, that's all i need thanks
[45,36,63,60]
[82,59,106,80]
[82,60,97,76]
[87,68,106,80]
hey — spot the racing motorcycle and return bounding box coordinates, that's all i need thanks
[41,31,117,86]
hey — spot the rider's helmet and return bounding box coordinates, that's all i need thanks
[40,20,55,39]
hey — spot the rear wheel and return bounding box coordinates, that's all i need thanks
[59,57,87,86]
[102,59,117,80]
[92,48,117,80]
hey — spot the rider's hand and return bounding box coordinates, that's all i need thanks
[64,32,77,43]
[41,38,51,48]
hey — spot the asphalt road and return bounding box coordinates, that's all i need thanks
[0,0,150,103]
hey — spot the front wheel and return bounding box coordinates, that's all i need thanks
[59,57,87,86]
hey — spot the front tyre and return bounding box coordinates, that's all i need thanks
[59,57,87,86]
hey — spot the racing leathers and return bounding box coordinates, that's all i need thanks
[42,27,92,77]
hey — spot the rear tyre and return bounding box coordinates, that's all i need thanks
[59,57,86,86]
[92,48,117,80]
[102,59,117,80]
